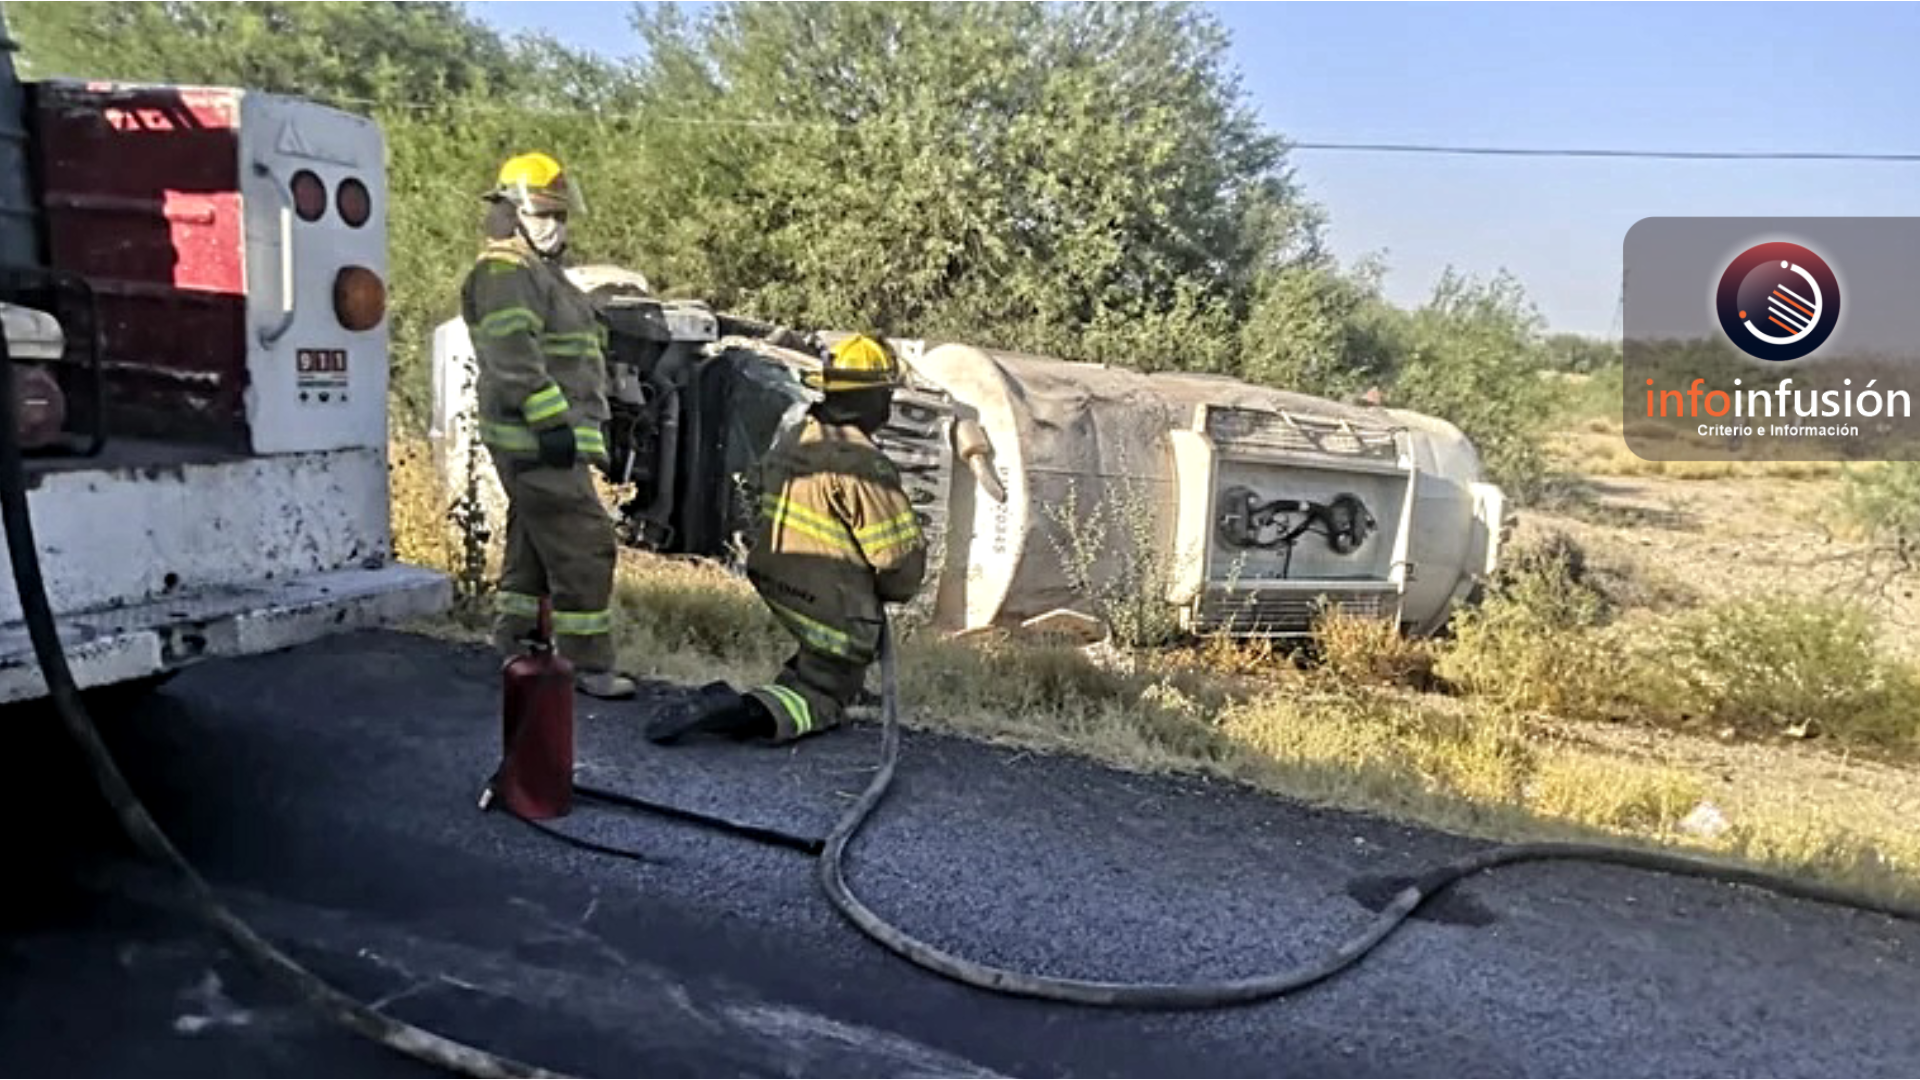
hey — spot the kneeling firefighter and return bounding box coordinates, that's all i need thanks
[648,335,927,744]
[462,151,637,700]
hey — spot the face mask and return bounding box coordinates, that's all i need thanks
[518,210,568,258]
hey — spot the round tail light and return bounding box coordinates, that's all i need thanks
[337,177,371,228]
[291,170,327,222]
[333,265,386,331]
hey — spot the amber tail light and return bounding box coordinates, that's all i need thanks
[334,265,386,331]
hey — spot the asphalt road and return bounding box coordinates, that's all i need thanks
[4,629,1919,1077]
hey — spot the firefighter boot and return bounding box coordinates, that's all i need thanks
[845,686,884,722]
[577,670,638,700]
[646,682,775,745]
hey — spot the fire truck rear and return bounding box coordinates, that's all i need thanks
[0,68,450,703]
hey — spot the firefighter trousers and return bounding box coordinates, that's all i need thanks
[745,646,872,744]
[738,601,882,742]
[490,457,619,674]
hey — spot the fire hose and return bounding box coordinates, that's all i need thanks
[554,617,1920,1008]
[0,337,561,1079]
[11,333,1920,1073]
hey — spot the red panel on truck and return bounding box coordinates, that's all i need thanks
[29,82,249,449]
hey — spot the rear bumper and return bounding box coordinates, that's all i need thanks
[0,562,452,705]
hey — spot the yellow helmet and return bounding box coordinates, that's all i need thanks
[809,334,904,393]
[490,151,586,216]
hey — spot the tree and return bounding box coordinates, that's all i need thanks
[1543,332,1620,374]
[1237,251,1395,398]
[8,1,518,107]
[1390,268,1558,497]
[3,0,1569,499]
[615,0,1324,366]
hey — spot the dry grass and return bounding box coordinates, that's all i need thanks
[384,431,1920,908]
[1550,417,1851,481]
[1543,371,1856,481]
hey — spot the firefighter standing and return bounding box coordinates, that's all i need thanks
[648,335,926,745]
[461,151,636,700]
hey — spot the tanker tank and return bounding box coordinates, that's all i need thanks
[905,343,1506,639]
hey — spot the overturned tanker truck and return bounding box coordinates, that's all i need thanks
[429,265,1509,643]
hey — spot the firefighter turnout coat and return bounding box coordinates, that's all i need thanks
[744,414,927,741]
[460,235,611,466]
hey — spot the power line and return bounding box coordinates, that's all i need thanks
[1284,141,1920,162]
[318,92,1920,162]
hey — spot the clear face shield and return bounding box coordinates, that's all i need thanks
[503,175,586,257]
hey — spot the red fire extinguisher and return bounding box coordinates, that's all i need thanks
[480,596,574,820]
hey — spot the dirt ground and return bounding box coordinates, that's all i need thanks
[1529,425,1919,657]
[1514,425,1920,874]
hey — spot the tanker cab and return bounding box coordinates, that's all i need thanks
[238,92,389,455]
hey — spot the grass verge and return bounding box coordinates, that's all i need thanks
[1542,369,1855,481]
[387,434,1920,909]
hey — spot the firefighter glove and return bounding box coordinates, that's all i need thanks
[535,425,576,469]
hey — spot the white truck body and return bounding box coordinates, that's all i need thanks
[0,81,449,704]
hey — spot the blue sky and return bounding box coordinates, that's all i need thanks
[467,1,1920,339]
